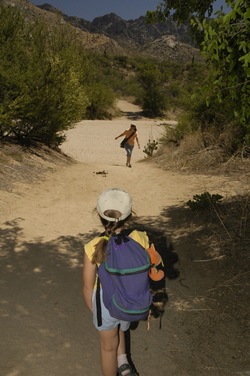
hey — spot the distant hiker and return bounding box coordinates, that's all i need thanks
[115,124,140,167]
[82,188,152,376]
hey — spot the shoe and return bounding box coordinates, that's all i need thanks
[117,363,136,376]
[126,163,132,168]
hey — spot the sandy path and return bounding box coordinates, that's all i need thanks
[0,101,247,376]
[61,100,172,165]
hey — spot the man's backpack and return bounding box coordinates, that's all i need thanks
[96,231,152,326]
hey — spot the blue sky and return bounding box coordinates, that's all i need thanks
[29,0,230,21]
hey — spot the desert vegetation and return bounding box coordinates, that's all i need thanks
[0,5,116,145]
[146,0,250,158]
[1,1,249,159]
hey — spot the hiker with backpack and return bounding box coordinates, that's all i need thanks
[115,124,140,168]
[82,188,154,376]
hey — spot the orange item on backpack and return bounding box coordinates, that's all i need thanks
[146,244,165,281]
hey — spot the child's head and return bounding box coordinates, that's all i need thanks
[97,188,132,223]
[92,189,132,263]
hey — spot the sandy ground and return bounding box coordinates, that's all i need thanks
[0,100,249,376]
[61,100,174,165]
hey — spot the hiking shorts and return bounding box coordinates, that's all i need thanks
[92,288,130,332]
[124,143,134,157]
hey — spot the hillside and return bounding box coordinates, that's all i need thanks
[39,3,204,63]
[1,0,203,63]
[0,0,125,55]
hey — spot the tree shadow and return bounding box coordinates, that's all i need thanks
[123,204,215,375]
[0,218,102,375]
[122,110,146,120]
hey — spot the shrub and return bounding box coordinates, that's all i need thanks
[186,192,223,211]
[84,83,115,119]
[143,139,159,157]
[0,6,89,145]
[136,63,168,117]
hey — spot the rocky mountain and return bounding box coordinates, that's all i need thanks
[38,3,203,63]
[1,0,203,63]
[0,0,125,55]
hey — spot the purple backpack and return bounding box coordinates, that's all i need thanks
[96,231,152,325]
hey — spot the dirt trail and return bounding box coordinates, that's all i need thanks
[0,101,249,376]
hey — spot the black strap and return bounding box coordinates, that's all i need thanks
[123,130,135,143]
[114,232,130,245]
[96,276,102,327]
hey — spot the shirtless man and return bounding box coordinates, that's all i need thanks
[115,124,140,167]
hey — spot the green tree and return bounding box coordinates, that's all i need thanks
[0,6,29,138]
[147,0,250,144]
[200,2,250,131]
[0,6,89,145]
[137,63,167,117]
[23,20,89,145]
[84,83,115,119]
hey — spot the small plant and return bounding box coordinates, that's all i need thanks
[143,139,159,157]
[186,192,223,211]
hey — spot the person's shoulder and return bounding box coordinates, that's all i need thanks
[84,236,102,258]
[85,236,102,247]
[130,229,148,238]
[129,230,149,249]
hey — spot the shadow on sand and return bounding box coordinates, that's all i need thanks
[121,110,147,121]
[0,207,183,376]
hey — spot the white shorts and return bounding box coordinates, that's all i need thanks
[92,288,130,332]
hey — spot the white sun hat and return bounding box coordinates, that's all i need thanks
[97,188,132,221]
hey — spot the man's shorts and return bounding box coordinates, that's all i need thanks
[92,288,130,332]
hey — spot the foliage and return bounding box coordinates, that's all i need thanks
[186,192,223,211]
[146,0,214,25]
[198,1,250,131]
[146,0,250,146]
[136,63,168,117]
[84,83,115,119]
[161,85,246,154]
[143,139,159,157]
[0,6,89,145]
[161,121,192,147]
[0,5,118,146]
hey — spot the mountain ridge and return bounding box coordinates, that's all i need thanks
[39,3,203,63]
[1,0,203,63]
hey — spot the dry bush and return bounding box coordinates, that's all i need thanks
[153,131,229,172]
[181,190,250,283]
[153,127,250,175]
